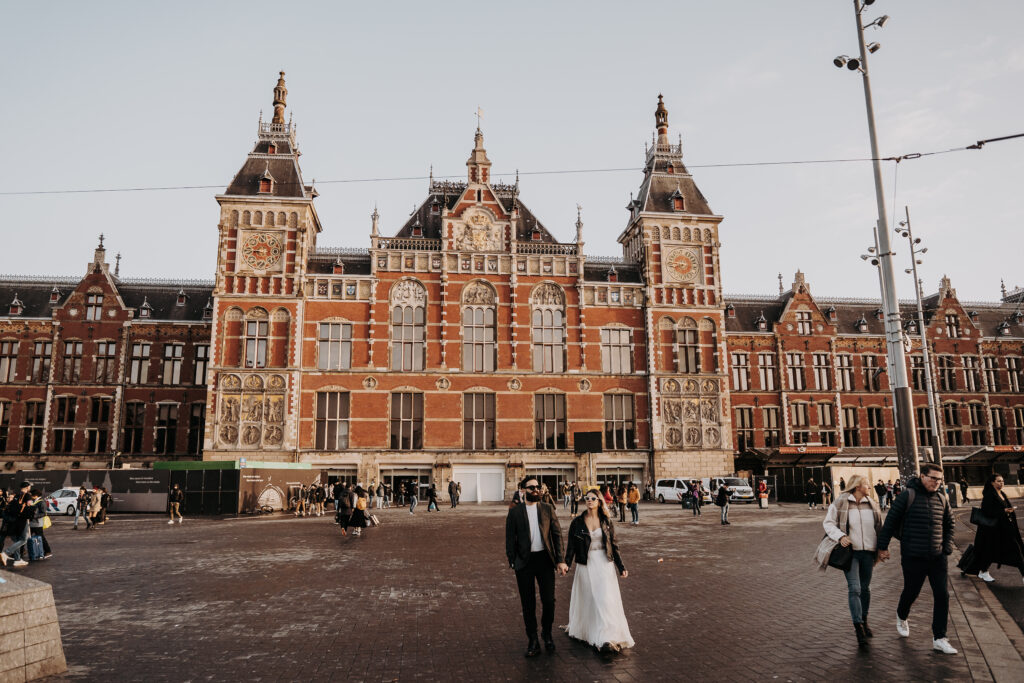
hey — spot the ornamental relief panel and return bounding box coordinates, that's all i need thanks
[216,373,287,449]
[660,375,722,450]
[452,210,503,252]
[390,279,427,307]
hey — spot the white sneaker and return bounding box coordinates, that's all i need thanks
[932,638,958,654]
[12,559,28,568]
[177,518,183,523]
[978,571,994,582]
[897,618,910,637]
[168,520,175,525]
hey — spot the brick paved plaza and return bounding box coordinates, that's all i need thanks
[11,501,1024,682]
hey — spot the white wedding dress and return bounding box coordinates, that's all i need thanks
[567,528,635,650]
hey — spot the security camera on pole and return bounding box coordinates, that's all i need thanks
[836,0,919,480]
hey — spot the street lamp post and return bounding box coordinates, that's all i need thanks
[836,0,919,480]
[897,206,942,467]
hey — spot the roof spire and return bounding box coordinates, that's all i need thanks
[272,71,288,124]
[466,121,492,184]
[1001,278,1008,298]
[778,272,784,295]
[655,94,669,145]
[114,252,121,278]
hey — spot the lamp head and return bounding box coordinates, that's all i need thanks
[834,55,849,68]
[876,15,889,28]
[919,247,927,254]
[867,42,881,53]
[847,57,862,71]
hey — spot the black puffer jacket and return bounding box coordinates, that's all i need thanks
[877,477,953,558]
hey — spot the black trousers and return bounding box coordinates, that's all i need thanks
[897,554,949,639]
[570,497,579,514]
[515,551,556,639]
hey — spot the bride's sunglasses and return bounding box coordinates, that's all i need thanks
[584,496,600,502]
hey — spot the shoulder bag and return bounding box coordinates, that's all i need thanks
[970,506,997,528]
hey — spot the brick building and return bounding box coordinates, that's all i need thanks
[2,75,1021,499]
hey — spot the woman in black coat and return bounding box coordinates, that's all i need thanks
[966,474,1024,584]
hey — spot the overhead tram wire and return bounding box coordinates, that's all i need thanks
[0,132,1019,197]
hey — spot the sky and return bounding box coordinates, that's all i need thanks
[1,0,1021,302]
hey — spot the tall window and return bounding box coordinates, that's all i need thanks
[916,407,933,447]
[843,407,860,446]
[315,392,350,450]
[392,306,426,372]
[22,402,45,453]
[94,341,116,383]
[390,392,423,449]
[463,307,496,372]
[155,404,178,454]
[943,403,962,445]
[1008,358,1022,393]
[786,353,805,391]
[862,355,882,392]
[0,401,9,451]
[1014,407,1024,444]
[601,328,632,374]
[244,318,269,368]
[790,403,810,444]
[88,397,111,454]
[910,355,926,392]
[318,323,352,370]
[53,396,76,452]
[31,341,51,383]
[866,407,885,446]
[604,394,635,450]
[0,341,17,382]
[837,354,854,391]
[938,356,956,392]
[193,344,210,385]
[817,403,836,446]
[967,403,986,445]
[731,353,750,391]
[463,393,495,450]
[962,356,981,392]
[535,394,567,449]
[62,341,83,383]
[758,353,777,391]
[984,357,1000,392]
[735,407,754,451]
[122,402,145,454]
[129,343,151,383]
[813,354,831,391]
[85,293,103,321]
[762,406,780,447]
[945,314,960,338]
[187,403,205,455]
[796,311,812,335]
[676,327,700,374]
[991,407,1007,446]
[162,344,183,385]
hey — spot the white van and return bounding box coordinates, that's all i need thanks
[653,478,690,504]
[702,477,756,503]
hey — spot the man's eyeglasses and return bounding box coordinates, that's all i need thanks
[922,474,944,484]
[524,484,539,491]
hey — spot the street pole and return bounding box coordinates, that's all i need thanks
[851,0,919,480]
[901,206,943,467]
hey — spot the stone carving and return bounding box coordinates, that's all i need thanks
[267,375,286,391]
[663,378,679,393]
[578,379,591,392]
[453,213,502,252]
[683,400,699,421]
[704,427,720,447]
[530,283,564,306]
[219,425,238,444]
[462,281,495,305]
[244,375,264,391]
[702,379,717,393]
[507,377,522,391]
[363,376,378,389]
[264,425,283,445]
[242,425,261,445]
[267,397,284,423]
[700,399,717,423]
[391,280,427,307]
[243,397,263,421]
[685,427,702,446]
[685,379,699,393]
[665,427,683,446]
[220,397,240,423]
[221,374,241,390]
[436,377,451,391]
[663,400,682,424]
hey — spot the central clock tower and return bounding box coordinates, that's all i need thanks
[618,95,732,479]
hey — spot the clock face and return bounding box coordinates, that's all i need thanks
[241,232,283,270]
[666,248,699,283]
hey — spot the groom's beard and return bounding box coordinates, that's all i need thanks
[525,491,541,502]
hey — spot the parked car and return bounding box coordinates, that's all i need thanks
[46,487,80,515]
[701,477,756,504]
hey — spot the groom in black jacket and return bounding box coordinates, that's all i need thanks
[505,476,568,657]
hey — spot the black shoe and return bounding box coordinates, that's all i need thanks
[543,634,556,653]
[525,637,541,657]
[854,623,868,648]
[862,617,873,638]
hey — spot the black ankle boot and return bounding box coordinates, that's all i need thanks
[525,637,541,657]
[862,617,873,638]
[854,623,868,647]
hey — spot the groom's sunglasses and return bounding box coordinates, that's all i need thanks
[524,485,539,491]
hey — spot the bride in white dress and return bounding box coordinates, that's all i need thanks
[564,490,634,651]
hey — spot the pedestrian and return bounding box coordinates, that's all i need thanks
[346,486,368,537]
[958,476,970,504]
[0,483,33,568]
[716,482,731,525]
[74,486,93,530]
[893,479,903,498]
[407,480,418,515]
[876,463,958,654]
[627,483,640,526]
[88,486,103,528]
[333,482,346,515]
[885,480,894,508]
[564,487,634,653]
[168,484,184,524]
[427,484,440,512]
[563,482,571,510]
[294,485,307,517]
[962,474,1024,584]
[504,476,568,657]
[335,483,353,535]
[601,485,614,509]
[383,482,392,508]
[690,480,703,517]
[368,479,377,509]
[805,479,818,510]
[616,484,627,524]
[839,477,846,491]
[570,482,581,515]
[822,481,833,507]
[541,484,556,508]
[317,484,327,516]
[448,479,458,509]
[823,475,883,648]
[376,482,385,509]
[28,490,53,560]
[98,487,111,524]
[874,480,888,511]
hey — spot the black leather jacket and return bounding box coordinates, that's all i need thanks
[564,514,625,575]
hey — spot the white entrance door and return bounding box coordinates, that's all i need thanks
[451,465,506,502]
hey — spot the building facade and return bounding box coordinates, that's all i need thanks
[1,75,1021,498]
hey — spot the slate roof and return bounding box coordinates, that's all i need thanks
[637,172,713,216]
[392,186,558,243]
[0,277,213,322]
[583,262,643,284]
[307,249,372,275]
[224,151,309,198]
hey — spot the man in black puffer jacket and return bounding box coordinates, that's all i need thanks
[877,463,956,654]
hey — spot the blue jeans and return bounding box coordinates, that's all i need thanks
[629,503,638,524]
[720,502,730,523]
[74,504,91,528]
[4,523,30,560]
[845,550,875,624]
[410,497,418,513]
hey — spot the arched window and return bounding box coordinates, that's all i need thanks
[243,308,269,368]
[390,280,427,372]
[531,284,565,373]
[462,282,496,372]
[675,318,699,374]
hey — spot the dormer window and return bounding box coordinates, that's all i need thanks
[1013,312,1023,324]
[332,259,344,275]
[203,299,213,319]
[607,267,618,283]
[666,163,675,174]
[906,320,918,334]
[998,321,1011,336]
[267,144,276,155]
[258,178,272,193]
[825,306,837,321]
[430,199,440,215]
[755,312,768,331]
[531,227,541,241]
[856,315,868,332]
[49,287,61,304]
[8,293,23,316]
[726,303,735,318]
[670,186,685,212]
[176,289,187,307]
[139,297,152,319]
[874,308,884,321]
[411,219,423,237]
[968,310,979,322]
